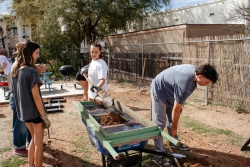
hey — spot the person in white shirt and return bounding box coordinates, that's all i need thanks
[87,41,108,100]
[0,48,12,99]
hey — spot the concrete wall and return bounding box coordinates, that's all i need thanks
[105,24,243,53]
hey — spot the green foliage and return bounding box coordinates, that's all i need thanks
[117,77,125,83]
[0,147,11,154]
[233,100,244,113]
[196,106,207,110]
[0,156,27,167]
[11,0,171,44]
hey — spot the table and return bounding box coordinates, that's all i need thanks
[0,73,8,97]
[41,72,54,92]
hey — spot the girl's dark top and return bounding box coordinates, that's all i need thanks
[11,67,45,121]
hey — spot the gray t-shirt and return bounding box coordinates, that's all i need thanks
[151,64,197,106]
[11,67,44,121]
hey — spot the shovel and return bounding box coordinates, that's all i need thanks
[82,73,113,109]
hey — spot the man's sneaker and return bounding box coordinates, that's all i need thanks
[170,143,190,151]
[13,148,28,156]
[153,157,171,167]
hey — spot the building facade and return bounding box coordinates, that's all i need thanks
[126,0,249,32]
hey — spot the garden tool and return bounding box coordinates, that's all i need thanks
[82,73,113,109]
[241,138,250,151]
[80,64,90,77]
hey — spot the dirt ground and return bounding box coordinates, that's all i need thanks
[0,80,250,167]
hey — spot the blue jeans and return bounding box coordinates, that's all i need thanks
[10,93,31,149]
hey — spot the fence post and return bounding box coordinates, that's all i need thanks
[141,44,144,80]
[135,53,137,82]
[205,42,211,106]
[107,47,111,82]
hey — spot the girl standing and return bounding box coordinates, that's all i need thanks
[88,41,108,100]
[11,40,50,167]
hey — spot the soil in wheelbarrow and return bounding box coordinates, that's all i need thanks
[0,80,250,167]
[98,111,128,125]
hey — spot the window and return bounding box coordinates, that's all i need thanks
[22,26,29,36]
[12,27,18,35]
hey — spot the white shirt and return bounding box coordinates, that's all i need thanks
[88,59,108,99]
[0,55,12,75]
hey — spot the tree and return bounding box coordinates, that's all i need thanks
[11,0,170,44]
[224,0,249,34]
[60,0,171,44]
[9,0,170,73]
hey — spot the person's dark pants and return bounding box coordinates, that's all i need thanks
[10,93,31,149]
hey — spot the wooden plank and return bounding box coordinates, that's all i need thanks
[114,100,155,127]
[161,131,180,147]
[50,98,66,102]
[46,108,63,112]
[95,130,159,147]
[80,101,95,106]
[44,103,63,108]
[106,126,159,140]
[72,101,86,118]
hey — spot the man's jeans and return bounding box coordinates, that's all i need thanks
[10,93,31,149]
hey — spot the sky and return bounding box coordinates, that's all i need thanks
[170,0,211,9]
[0,0,12,15]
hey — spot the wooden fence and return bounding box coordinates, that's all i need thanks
[79,35,250,112]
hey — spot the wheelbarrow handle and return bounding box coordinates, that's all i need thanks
[161,131,181,147]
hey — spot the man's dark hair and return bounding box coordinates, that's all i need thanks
[195,64,219,83]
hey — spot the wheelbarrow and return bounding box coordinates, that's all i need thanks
[73,100,186,166]
[241,138,250,151]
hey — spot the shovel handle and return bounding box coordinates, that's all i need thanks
[82,73,93,86]
[82,73,98,93]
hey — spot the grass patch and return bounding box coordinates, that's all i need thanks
[214,103,227,107]
[70,149,77,154]
[196,106,207,110]
[124,80,135,83]
[0,155,27,167]
[141,153,156,166]
[117,78,125,83]
[181,116,212,134]
[242,150,250,156]
[180,116,245,146]
[0,147,11,154]
[215,110,226,113]
[116,78,135,84]
[187,103,196,107]
[73,136,86,150]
